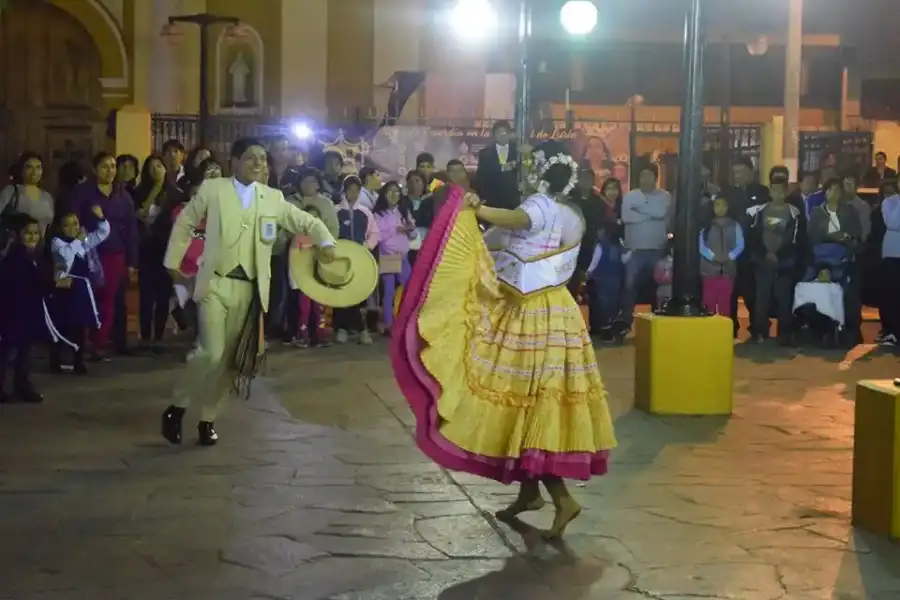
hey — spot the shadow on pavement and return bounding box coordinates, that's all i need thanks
[438,517,608,600]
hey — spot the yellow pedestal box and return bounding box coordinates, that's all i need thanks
[634,313,734,415]
[852,379,900,539]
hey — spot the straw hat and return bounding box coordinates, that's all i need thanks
[289,240,378,308]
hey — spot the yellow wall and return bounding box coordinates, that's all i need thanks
[280,0,328,118]
[873,122,900,168]
[327,0,375,121]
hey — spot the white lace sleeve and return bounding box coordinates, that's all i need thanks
[520,193,553,235]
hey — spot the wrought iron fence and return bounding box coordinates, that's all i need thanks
[799,131,873,178]
[150,114,290,157]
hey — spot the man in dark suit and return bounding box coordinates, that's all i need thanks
[475,120,519,210]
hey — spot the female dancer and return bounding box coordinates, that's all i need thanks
[392,149,616,538]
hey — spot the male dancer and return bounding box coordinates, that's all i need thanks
[162,138,336,446]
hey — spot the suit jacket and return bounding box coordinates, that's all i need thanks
[475,142,519,210]
[164,177,335,308]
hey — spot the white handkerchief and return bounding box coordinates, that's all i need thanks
[174,284,190,308]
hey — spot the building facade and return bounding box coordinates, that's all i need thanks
[1,0,898,177]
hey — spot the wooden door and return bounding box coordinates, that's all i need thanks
[0,1,103,191]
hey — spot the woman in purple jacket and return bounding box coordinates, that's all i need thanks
[72,152,138,361]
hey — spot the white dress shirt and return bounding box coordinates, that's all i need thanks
[233,178,256,210]
[496,144,509,164]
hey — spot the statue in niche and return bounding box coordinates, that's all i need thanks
[220,40,259,110]
[229,52,250,104]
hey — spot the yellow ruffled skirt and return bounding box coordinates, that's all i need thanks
[392,188,616,482]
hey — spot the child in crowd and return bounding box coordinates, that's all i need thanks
[653,243,674,309]
[373,181,416,337]
[291,205,330,348]
[333,176,379,345]
[0,215,72,403]
[748,175,802,344]
[48,206,110,374]
[585,224,626,342]
[699,196,745,317]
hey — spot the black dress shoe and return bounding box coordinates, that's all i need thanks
[161,405,186,444]
[13,383,43,404]
[198,421,218,446]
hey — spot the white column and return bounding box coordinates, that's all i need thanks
[280,0,328,119]
[782,0,803,177]
[373,0,422,120]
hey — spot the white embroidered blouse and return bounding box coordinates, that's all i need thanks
[50,219,111,276]
[487,193,584,260]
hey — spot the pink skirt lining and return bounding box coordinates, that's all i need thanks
[389,187,609,483]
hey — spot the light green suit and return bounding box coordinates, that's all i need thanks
[164,177,335,420]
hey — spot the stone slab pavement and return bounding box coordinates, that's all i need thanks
[1,340,900,600]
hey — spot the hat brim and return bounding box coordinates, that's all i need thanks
[289,240,379,308]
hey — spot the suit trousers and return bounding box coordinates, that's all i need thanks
[172,276,255,422]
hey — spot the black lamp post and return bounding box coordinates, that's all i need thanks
[163,13,240,148]
[513,0,533,189]
[662,0,707,317]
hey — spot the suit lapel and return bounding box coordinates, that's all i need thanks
[219,179,244,243]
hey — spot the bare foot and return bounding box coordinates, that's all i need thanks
[542,497,582,539]
[495,496,546,522]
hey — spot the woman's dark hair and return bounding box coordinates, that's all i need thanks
[492,120,512,134]
[116,154,139,175]
[57,161,85,195]
[405,169,427,194]
[373,181,410,220]
[8,151,42,184]
[822,177,843,194]
[182,147,210,181]
[132,155,166,204]
[768,165,790,182]
[601,177,622,198]
[297,167,323,192]
[639,163,659,180]
[543,162,576,195]
[196,157,222,182]
[769,175,790,190]
[7,212,39,235]
[342,175,362,191]
[406,169,426,184]
[50,209,78,237]
[92,151,115,169]
[881,179,899,197]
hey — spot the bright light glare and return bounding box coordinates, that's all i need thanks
[450,0,497,40]
[560,0,598,35]
[291,123,312,139]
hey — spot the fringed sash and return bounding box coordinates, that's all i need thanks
[231,288,266,399]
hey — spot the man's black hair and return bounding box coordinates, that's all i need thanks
[162,139,185,153]
[231,137,264,159]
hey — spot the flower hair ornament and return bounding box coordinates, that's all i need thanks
[526,150,580,197]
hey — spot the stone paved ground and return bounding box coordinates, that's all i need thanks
[1,339,900,600]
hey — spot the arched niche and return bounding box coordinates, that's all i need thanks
[215,23,264,115]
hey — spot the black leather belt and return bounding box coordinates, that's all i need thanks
[215,266,255,282]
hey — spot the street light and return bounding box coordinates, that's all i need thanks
[560,1,598,36]
[449,0,498,40]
